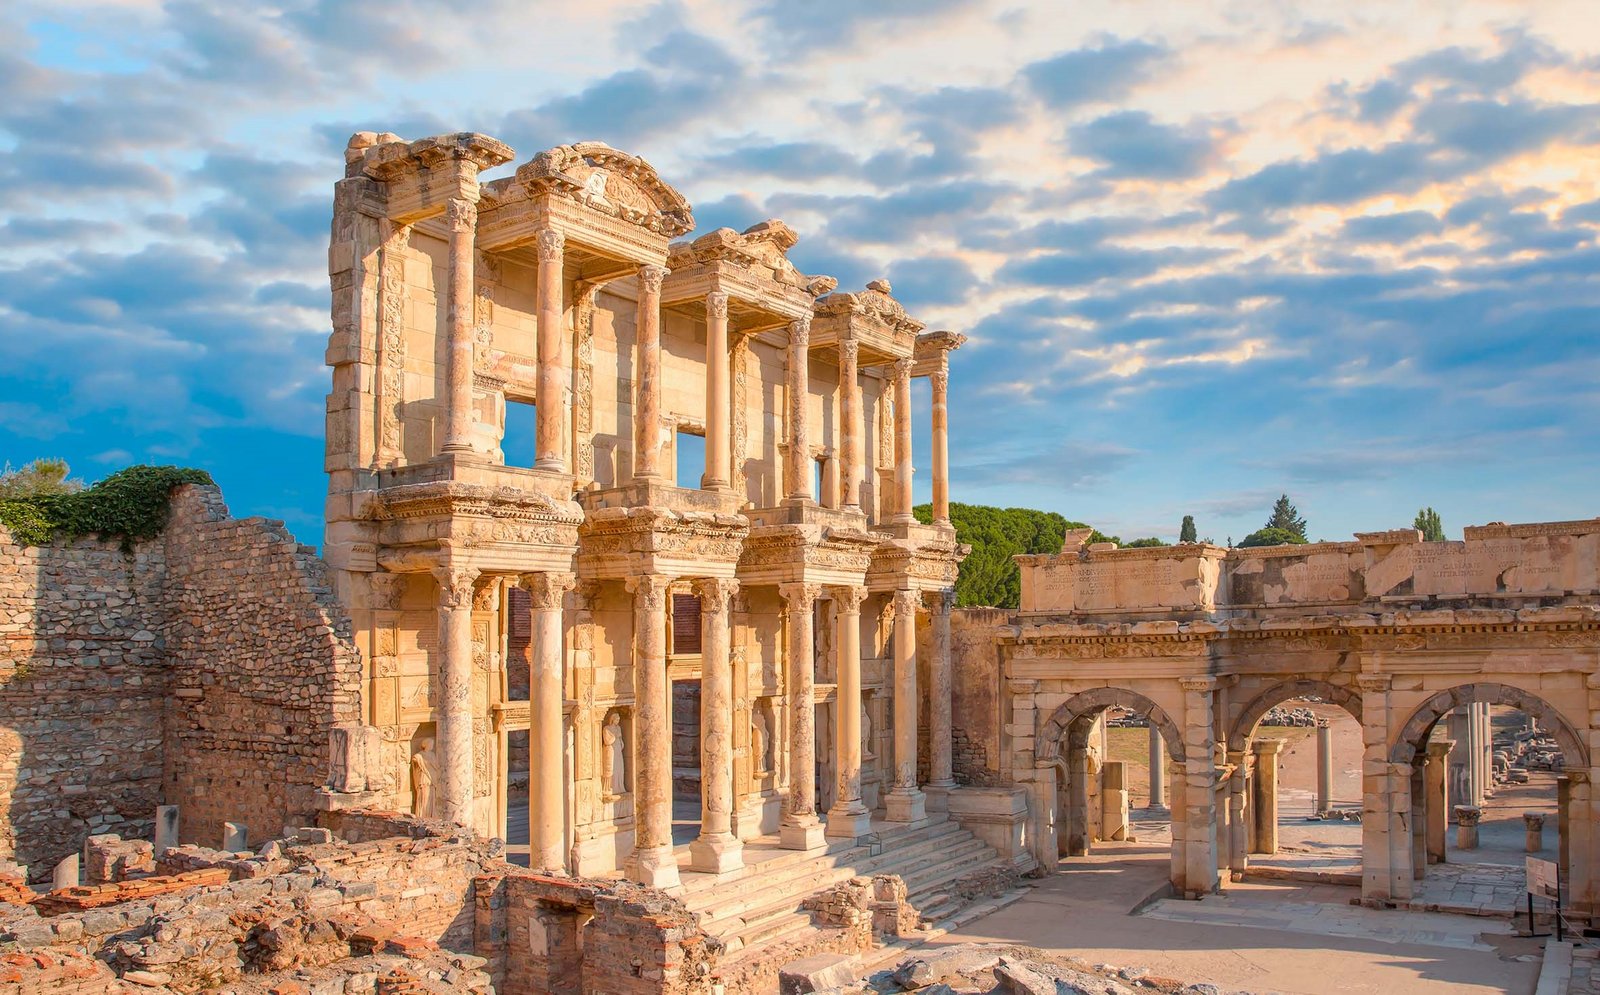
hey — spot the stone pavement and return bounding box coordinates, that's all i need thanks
[1140,888,1513,951]
[1569,943,1598,993]
[1404,861,1529,917]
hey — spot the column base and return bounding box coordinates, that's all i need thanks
[884,787,926,824]
[626,845,681,890]
[924,781,957,813]
[688,833,745,875]
[779,817,826,851]
[824,804,873,841]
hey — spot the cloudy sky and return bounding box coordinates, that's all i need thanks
[3,1,1599,546]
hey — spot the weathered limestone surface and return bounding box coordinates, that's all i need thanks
[0,485,361,884]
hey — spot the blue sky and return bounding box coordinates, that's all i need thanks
[3,1,1598,546]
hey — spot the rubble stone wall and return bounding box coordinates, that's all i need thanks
[949,608,1008,787]
[160,486,364,849]
[0,526,169,879]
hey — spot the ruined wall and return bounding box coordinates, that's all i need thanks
[948,608,1009,786]
[161,486,364,848]
[0,528,168,879]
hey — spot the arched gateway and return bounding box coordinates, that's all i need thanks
[1000,524,1600,916]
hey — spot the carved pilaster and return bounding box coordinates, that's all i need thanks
[573,283,599,484]
[376,222,410,467]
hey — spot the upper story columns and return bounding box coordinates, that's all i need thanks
[634,264,670,482]
[891,358,915,524]
[838,336,863,511]
[533,229,569,471]
[703,290,732,492]
[784,318,814,505]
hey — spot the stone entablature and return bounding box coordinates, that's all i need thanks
[1016,518,1600,617]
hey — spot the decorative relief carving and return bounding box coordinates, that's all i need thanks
[706,290,729,320]
[923,588,956,614]
[732,334,750,492]
[446,198,476,232]
[573,283,598,483]
[520,572,576,611]
[434,567,480,609]
[626,575,671,613]
[536,227,565,261]
[639,263,669,294]
[830,586,868,613]
[377,223,409,467]
[779,582,822,612]
[369,571,406,611]
[930,367,949,395]
[692,577,738,615]
[472,281,495,372]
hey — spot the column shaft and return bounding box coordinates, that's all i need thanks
[440,199,478,454]
[690,579,742,873]
[826,587,871,839]
[927,590,955,790]
[521,572,572,872]
[885,589,926,822]
[1251,740,1285,854]
[1149,726,1166,808]
[1227,755,1248,877]
[534,229,567,470]
[1316,719,1333,813]
[1179,677,1219,897]
[634,265,667,481]
[892,358,915,523]
[784,319,812,502]
[931,364,950,524]
[779,583,824,849]
[839,338,862,509]
[703,291,731,490]
[433,566,479,826]
[625,575,678,888]
[1425,739,1453,864]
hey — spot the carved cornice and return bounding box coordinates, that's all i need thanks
[516,142,694,237]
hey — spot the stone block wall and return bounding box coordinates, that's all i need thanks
[0,523,169,879]
[948,608,1008,787]
[160,486,364,849]
[0,483,363,882]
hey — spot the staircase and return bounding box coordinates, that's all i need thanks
[677,815,1013,959]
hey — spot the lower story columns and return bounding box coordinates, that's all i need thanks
[625,575,679,889]
[779,583,825,850]
[520,571,574,874]
[826,587,872,840]
[884,589,926,823]
[691,578,742,874]
[432,565,479,828]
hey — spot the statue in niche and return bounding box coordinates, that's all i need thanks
[602,712,627,798]
[861,701,875,759]
[410,737,438,819]
[752,706,772,774]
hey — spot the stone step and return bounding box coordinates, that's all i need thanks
[690,828,979,927]
[678,817,964,898]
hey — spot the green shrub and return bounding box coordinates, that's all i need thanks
[1237,526,1308,548]
[0,464,213,549]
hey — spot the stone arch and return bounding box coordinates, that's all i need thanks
[1389,682,1588,769]
[1037,687,1186,766]
[1229,679,1362,752]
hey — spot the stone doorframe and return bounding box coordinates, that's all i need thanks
[1374,681,1594,913]
[1034,688,1191,886]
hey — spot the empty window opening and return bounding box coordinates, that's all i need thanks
[676,430,707,489]
[504,398,538,468]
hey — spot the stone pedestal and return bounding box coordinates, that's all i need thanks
[221,822,247,852]
[1100,761,1129,841]
[154,805,179,856]
[1250,739,1286,855]
[1525,811,1546,853]
[52,855,78,891]
[1454,805,1482,850]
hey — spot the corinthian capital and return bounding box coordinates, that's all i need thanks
[706,290,729,320]
[789,316,811,348]
[518,571,576,611]
[892,588,921,615]
[893,357,914,383]
[535,227,565,261]
[779,582,821,612]
[638,264,669,294]
[445,197,477,233]
[839,338,859,365]
[626,574,672,612]
[930,368,949,394]
[829,585,868,614]
[691,577,739,615]
[432,565,480,609]
[923,588,956,615]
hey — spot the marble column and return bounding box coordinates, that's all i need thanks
[1251,738,1285,854]
[690,578,742,873]
[432,565,479,826]
[839,337,862,510]
[779,583,825,849]
[1066,745,1090,855]
[519,571,572,872]
[1179,676,1219,897]
[891,358,915,524]
[439,198,478,455]
[533,228,567,471]
[1454,805,1482,849]
[1226,752,1248,878]
[930,364,950,525]
[825,587,871,839]
[703,290,731,491]
[885,589,926,822]
[634,264,668,482]
[1315,719,1333,814]
[784,318,813,503]
[1149,727,1166,809]
[1425,738,1453,864]
[625,575,678,888]
[925,590,956,807]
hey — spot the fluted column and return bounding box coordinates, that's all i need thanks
[779,582,825,850]
[702,290,732,491]
[691,578,742,873]
[519,571,573,872]
[625,575,678,888]
[634,264,668,482]
[839,337,862,510]
[885,589,926,822]
[533,229,568,471]
[892,358,915,523]
[432,565,479,826]
[784,318,813,503]
[926,589,956,797]
[931,364,950,525]
[439,198,478,455]
[826,587,871,839]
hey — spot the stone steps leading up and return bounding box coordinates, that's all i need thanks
[681,814,1012,958]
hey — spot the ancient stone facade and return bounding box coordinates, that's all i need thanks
[320,131,968,889]
[0,486,362,881]
[986,521,1600,913]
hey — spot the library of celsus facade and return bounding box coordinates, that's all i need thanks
[320,131,969,886]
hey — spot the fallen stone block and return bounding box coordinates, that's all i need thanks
[780,953,859,994]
